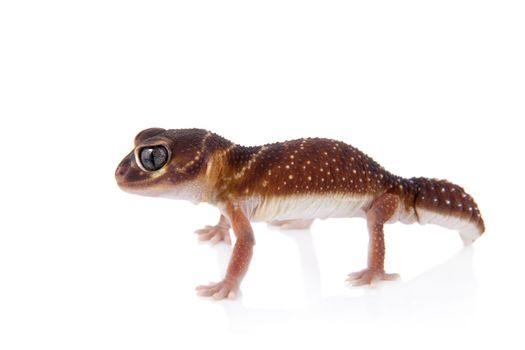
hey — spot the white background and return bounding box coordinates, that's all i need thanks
[1,1,524,349]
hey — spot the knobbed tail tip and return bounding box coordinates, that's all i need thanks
[410,177,485,245]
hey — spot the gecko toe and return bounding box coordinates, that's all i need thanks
[194,224,231,245]
[346,269,400,287]
[346,270,365,281]
[196,280,238,300]
[382,273,400,281]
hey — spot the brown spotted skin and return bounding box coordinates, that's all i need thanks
[214,138,484,233]
[218,138,388,199]
[116,128,485,299]
[411,178,484,232]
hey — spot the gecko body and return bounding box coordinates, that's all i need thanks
[115,128,485,299]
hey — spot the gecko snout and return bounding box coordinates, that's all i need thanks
[115,152,140,189]
[115,157,130,187]
[115,150,170,197]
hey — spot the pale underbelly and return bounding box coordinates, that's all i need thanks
[243,194,374,222]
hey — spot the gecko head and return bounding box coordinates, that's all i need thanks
[115,128,223,200]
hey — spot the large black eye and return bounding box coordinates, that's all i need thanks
[139,146,168,171]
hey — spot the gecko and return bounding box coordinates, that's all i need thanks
[115,128,485,299]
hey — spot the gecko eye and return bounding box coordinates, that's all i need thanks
[139,146,168,171]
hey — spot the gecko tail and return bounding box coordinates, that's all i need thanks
[408,177,485,245]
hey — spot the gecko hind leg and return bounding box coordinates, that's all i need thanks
[346,193,400,286]
[268,219,314,230]
[194,214,232,245]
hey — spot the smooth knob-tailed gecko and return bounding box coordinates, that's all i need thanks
[115,128,485,299]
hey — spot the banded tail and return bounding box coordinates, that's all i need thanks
[405,177,485,245]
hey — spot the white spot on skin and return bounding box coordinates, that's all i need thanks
[289,175,293,180]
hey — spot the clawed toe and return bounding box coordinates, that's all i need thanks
[194,225,231,245]
[196,280,237,300]
[346,269,400,286]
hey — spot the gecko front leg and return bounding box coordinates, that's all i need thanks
[196,204,255,299]
[194,214,231,245]
[346,193,400,286]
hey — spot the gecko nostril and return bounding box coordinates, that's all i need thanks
[115,162,129,179]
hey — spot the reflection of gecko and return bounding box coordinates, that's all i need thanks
[115,128,485,299]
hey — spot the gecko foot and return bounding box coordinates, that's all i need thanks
[346,269,400,287]
[194,225,231,245]
[196,280,238,300]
